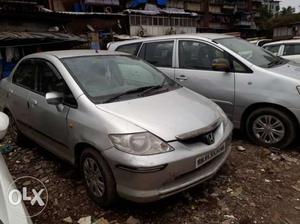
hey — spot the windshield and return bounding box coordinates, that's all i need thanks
[62,55,179,103]
[216,37,286,68]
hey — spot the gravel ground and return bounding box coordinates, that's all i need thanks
[1,133,300,224]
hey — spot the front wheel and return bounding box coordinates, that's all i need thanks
[80,148,117,207]
[245,107,296,149]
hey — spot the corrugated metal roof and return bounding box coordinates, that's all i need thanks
[0,31,87,47]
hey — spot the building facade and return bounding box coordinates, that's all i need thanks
[44,0,269,37]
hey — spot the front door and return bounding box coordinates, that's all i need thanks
[174,39,235,119]
[27,59,71,159]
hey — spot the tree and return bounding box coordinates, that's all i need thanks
[280,6,296,16]
[255,5,273,30]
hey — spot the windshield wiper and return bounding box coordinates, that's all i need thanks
[103,86,160,103]
[139,78,168,97]
[268,58,285,68]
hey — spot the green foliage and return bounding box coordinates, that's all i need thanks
[268,13,300,28]
[255,5,273,30]
[280,6,296,16]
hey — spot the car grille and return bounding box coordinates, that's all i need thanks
[175,118,221,145]
[178,127,218,145]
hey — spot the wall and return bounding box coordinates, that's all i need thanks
[273,24,300,40]
[129,15,197,36]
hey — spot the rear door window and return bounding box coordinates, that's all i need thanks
[138,41,174,67]
[283,44,300,56]
[12,60,36,91]
[264,45,281,56]
[116,43,141,55]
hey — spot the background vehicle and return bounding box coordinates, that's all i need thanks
[0,112,32,224]
[109,33,300,148]
[0,50,232,205]
[249,38,273,47]
[263,39,300,63]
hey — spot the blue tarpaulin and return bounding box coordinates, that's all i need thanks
[157,0,168,6]
[129,0,148,8]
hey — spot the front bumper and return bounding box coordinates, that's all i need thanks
[103,121,233,203]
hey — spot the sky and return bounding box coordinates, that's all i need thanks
[280,0,300,12]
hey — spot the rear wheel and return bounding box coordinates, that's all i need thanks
[80,148,117,207]
[245,107,296,149]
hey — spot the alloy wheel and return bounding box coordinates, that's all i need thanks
[252,115,285,144]
[83,157,105,198]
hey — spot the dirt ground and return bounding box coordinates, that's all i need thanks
[2,133,300,224]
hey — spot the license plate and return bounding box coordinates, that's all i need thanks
[195,143,226,168]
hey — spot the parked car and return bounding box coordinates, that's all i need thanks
[0,50,232,205]
[108,33,300,148]
[263,39,300,63]
[0,112,32,224]
[249,38,273,47]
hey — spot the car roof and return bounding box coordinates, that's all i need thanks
[25,49,128,59]
[263,39,300,47]
[109,33,233,46]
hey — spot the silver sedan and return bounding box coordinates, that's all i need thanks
[0,50,232,206]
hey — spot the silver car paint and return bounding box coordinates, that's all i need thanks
[0,154,32,224]
[0,112,32,224]
[0,50,233,202]
[108,34,300,129]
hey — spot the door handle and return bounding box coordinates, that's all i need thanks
[27,99,37,108]
[31,99,37,105]
[7,89,13,97]
[176,75,188,81]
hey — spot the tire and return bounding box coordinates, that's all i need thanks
[80,148,117,207]
[6,111,27,144]
[245,107,296,149]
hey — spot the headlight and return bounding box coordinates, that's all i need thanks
[216,105,227,121]
[109,132,174,155]
[216,105,230,127]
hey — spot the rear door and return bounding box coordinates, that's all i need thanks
[9,60,35,128]
[137,40,175,79]
[174,39,235,119]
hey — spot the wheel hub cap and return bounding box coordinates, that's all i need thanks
[252,115,285,144]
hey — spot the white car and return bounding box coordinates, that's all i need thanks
[0,112,32,224]
[263,39,300,63]
[249,39,273,47]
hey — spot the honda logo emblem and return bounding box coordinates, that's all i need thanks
[203,132,215,145]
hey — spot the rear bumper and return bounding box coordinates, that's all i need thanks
[103,121,233,203]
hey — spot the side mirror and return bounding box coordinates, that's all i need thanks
[46,92,63,105]
[212,58,230,72]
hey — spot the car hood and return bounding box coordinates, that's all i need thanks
[0,154,32,224]
[268,61,300,80]
[97,88,220,141]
